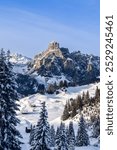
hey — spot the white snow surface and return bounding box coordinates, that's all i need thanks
[9,53,31,74]
[17,82,100,150]
[10,53,31,65]
[13,65,28,74]
[33,73,69,87]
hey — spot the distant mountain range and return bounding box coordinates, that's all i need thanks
[10,41,100,96]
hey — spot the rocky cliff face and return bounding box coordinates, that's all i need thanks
[9,42,99,96]
[28,41,100,85]
[29,41,64,71]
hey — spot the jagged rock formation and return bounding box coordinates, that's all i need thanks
[8,42,100,96]
[32,41,64,70]
[28,41,100,85]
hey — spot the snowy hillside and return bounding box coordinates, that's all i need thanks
[10,53,31,65]
[10,53,31,74]
[17,82,100,150]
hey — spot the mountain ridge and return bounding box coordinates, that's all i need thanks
[28,41,100,85]
[9,41,100,96]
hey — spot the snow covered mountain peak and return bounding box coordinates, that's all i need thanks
[27,42,100,86]
[10,53,32,65]
[9,53,32,74]
[7,43,100,97]
[31,41,64,70]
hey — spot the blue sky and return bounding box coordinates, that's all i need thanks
[0,0,100,57]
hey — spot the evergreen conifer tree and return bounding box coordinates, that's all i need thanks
[55,122,63,149]
[29,126,36,145]
[64,80,68,88]
[0,49,6,150]
[68,121,75,150]
[92,116,100,138]
[95,87,100,103]
[55,126,61,147]
[76,115,89,147]
[30,102,51,150]
[82,92,85,105]
[65,127,69,146]
[59,80,64,88]
[50,125,55,147]
[0,49,22,150]
[55,122,68,150]
[62,101,70,121]
[84,91,90,105]
[47,84,55,94]
[71,99,77,118]
[76,95,83,110]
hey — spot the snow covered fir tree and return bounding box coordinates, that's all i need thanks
[30,102,51,150]
[50,125,56,147]
[68,121,75,150]
[54,122,68,150]
[0,49,22,150]
[76,115,90,147]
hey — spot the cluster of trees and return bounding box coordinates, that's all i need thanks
[29,102,90,150]
[46,80,68,94]
[62,87,100,120]
[91,115,100,138]
[0,49,22,149]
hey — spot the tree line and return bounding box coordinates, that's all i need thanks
[46,80,68,94]
[62,87,100,121]
[29,102,90,150]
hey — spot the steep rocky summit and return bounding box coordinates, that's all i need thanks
[28,41,100,85]
[9,42,99,96]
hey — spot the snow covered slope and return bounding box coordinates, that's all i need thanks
[17,82,100,150]
[18,83,99,123]
[10,53,32,74]
[10,53,31,65]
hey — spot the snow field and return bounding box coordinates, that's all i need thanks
[17,82,100,150]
